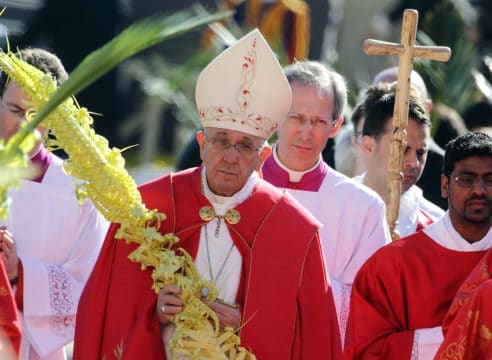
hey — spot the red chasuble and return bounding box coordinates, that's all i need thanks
[436,249,492,359]
[73,167,342,360]
[0,258,21,355]
[345,232,487,359]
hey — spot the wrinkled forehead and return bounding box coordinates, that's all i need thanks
[204,127,264,144]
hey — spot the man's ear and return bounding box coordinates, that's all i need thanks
[196,130,206,162]
[361,135,376,155]
[259,145,272,162]
[328,116,344,138]
[196,131,205,148]
[256,145,272,174]
[427,99,433,114]
[441,174,449,199]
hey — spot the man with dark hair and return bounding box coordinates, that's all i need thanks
[372,66,448,210]
[0,48,68,93]
[262,60,390,341]
[357,83,444,237]
[0,48,108,359]
[346,132,492,359]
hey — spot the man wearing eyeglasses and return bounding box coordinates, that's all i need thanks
[346,132,492,359]
[74,30,342,360]
[0,48,108,359]
[262,60,391,342]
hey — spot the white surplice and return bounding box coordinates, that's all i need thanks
[354,174,445,237]
[398,185,445,237]
[285,166,391,342]
[1,156,108,360]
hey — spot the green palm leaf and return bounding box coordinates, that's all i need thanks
[9,6,230,151]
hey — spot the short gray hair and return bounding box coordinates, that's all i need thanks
[283,60,347,121]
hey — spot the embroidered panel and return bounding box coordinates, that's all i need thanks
[48,265,75,338]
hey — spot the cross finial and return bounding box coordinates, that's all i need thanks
[363,9,451,240]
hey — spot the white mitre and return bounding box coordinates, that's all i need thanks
[195,28,292,140]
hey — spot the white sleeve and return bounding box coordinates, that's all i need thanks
[411,326,444,360]
[21,203,108,357]
[341,198,391,283]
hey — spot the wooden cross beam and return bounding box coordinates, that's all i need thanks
[363,9,451,240]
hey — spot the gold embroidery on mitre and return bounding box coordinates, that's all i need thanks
[0,286,9,296]
[199,36,278,137]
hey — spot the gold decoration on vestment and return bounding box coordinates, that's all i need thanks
[199,206,241,225]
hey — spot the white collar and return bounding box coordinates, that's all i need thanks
[424,212,492,252]
[201,166,258,215]
[398,186,420,232]
[272,144,321,182]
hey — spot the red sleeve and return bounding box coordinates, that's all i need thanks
[344,253,414,359]
[0,258,21,355]
[296,233,342,359]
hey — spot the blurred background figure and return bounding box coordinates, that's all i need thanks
[462,100,492,136]
[432,103,468,148]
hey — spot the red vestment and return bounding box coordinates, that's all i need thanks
[0,258,21,355]
[436,249,492,359]
[73,167,342,359]
[345,231,487,359]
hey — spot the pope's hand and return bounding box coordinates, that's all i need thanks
[0,226,19,282]
[203,298,241,330]
[156,284,183,325]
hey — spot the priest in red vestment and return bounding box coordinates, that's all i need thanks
[345,132,492,359]
[73,29,342,360]
[435,247,492,359]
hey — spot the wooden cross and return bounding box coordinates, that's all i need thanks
[363,9,451,240]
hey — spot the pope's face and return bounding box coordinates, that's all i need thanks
[197,128,271,197]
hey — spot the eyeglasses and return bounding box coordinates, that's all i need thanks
[453,175,492,189]
[286,112,337,129]
[204,134,263,157]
